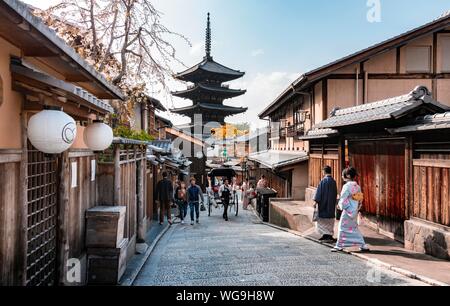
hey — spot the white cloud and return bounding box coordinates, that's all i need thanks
[251,49,265,57]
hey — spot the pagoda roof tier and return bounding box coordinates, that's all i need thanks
[174,57,245,83]
[172,83,246,100]
[170,103,248,117]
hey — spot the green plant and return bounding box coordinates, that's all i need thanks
[114,125,155,142]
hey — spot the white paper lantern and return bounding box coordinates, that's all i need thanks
[28,109,77,154]
[84,121,114,151]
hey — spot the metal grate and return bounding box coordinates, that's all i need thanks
[26,142,58,286]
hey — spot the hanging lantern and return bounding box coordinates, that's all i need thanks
[27,107,77,154]
[84,120,114,152]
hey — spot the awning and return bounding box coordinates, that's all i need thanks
[248,150,309,170]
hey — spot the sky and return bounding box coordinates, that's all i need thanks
[23,0,450,129]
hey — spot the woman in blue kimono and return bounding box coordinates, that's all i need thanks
[332,167,370,253]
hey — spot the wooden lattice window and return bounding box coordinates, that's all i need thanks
[26,142,59,286]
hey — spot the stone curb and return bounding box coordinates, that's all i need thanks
[250,208,448,287]
[119,224,171,286]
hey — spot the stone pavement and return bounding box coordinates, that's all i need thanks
[269,200,450,286]
[132,203,426,286]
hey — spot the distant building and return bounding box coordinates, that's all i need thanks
[171,13,247,139]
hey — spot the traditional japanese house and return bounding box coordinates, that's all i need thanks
[259,11,450,202]
[165,126,207,187]
[388,111,450,259]
[0,0,123,285]
[302,86,449,242]
[132,95,167,138]
[171,13,247,139]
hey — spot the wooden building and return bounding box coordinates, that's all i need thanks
[0,0,123,285]
[388,111,450,259]
[302,86,449,243]
[259,12,450,202]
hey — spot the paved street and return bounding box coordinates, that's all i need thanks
[133,203,425,286]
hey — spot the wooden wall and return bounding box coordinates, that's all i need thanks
[309,154,341,189]
[250,166,287,198]
[67,152,96,261]
[412,156,450,226]
[0,159,22,285]
[350,139,406,240]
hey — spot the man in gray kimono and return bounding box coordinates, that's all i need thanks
[313,166,338,242]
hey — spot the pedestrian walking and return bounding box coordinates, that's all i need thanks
[332,167,370,253]
[313,166,338,242]
[187,177,204,226]
[155,172,174,226]
[257,175,268,189]
[241,178,250,210]
[175,181,188,224]
[219,179,232,221]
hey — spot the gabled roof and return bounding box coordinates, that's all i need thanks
[155,114,173,127]
[148,96,166,112]
[313,86,449,129]
[174,57,245,83]
[0,0,124,100]
[259,12,450,118]
[172,83,246,100]
[389,111,450,134]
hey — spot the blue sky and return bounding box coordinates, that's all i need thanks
[24,0,450,128]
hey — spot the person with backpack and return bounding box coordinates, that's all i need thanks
[219,179,232,221]
[186,177,204,226]
[174,181,188,224]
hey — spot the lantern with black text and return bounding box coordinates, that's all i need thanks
[84,120,114,151]
[27,108,77,154]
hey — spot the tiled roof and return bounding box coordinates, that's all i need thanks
[313,86,448,129]
[171,103,248,114]
[300,128,339,140]
[172,83,246,99]
[149,140,172,154]
[175,57,244,81]
[248,150,308,170]
[390,112,450,133]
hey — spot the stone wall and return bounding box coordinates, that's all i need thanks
[404,218,450,260]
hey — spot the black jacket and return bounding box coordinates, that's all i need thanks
[313,175,338,219]
[155,178,174,202]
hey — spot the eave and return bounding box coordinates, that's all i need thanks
[0,0,124,100]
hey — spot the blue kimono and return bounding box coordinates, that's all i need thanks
[335,181,368,249]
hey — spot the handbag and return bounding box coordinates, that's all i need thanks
[312,205,319,222]
[200,203,206,212]
[335,200,342,221]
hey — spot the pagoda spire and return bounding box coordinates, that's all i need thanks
[205,12,212,59]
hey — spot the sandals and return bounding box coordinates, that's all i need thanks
[331,247,344,253]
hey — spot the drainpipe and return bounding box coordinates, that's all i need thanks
[356,67,360,106]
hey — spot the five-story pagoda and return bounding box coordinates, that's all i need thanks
[171,13,247,138]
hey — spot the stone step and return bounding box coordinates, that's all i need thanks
[269,201,315,233]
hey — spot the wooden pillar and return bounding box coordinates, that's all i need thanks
[19,104,28,286]
[57,150,70,285]
[137,147,145,242]
[405,136,413,220]
[113,144,121,205]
